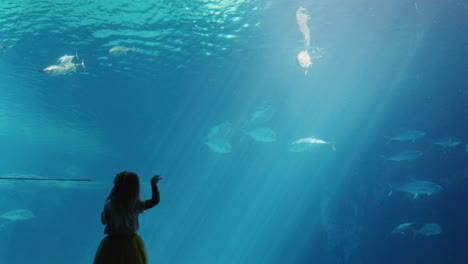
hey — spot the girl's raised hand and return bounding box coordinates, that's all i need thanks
[151,175,162,184]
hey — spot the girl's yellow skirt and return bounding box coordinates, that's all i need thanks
[94,234,147,264]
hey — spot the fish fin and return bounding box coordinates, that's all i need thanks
[81,59,85,69]
[75,51,80,61]
[413,193,419,199]
[387,184,394,197]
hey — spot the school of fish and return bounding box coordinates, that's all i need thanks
[384,129,466,239]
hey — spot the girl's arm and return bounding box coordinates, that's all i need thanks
[144,175,162,210]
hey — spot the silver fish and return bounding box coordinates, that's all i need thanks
[392,222,415,234]
[1,209,35,221]
[204,138,232,153]
[204,122,232,154]
[205,122,231,139]
[245,127,277,142]
[288,137,336,152]
[413,223,442,238]
[40,53,85,75]
[109,46,134,56]
[434,136,462,147]
[40,61,85,75]
[57,51,80,64]
[391,180,443,199]
[386,130,425,142]
[386,150,422,161]
[248,105,274,124]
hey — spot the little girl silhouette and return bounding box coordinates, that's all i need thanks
[94,171,162,264]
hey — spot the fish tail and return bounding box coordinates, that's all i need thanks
[80,59,85,69]
[387,184,393,197]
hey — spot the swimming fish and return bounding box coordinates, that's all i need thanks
[245,127,277,142]
[204,122,232,154]
[205,122,231,139]
[0,209,35,221]
[109,46,134,56]
[392,222,416,234]
[288,137,336,152]
[248,105,274,124]
[40,53,85,75]
[390,180,443,199]
[204,138,232,153]
[57,51,80,65]
[386,130,425,143]
[39,60,85,75]
[386,150,422,161]
[434,136,462,148]
[297,50,313,75]
[413,223,442,238]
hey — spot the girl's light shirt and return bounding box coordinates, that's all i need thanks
[101,200,145,235]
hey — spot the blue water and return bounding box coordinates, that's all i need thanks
[0,0,467,263]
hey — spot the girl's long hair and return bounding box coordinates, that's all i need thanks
[106,171,140,213]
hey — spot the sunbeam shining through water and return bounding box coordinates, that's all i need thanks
[0,0,466,263]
